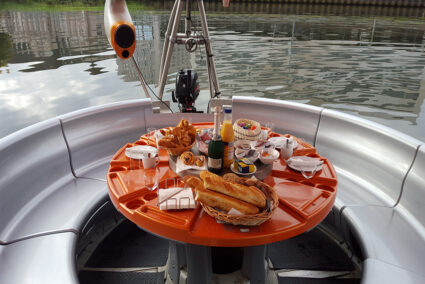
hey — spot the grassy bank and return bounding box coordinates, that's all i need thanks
[0,1,150,12]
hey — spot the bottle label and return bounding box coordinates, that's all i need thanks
[223,142,234,147]
[222,144,234,168]
[208,157,222,169]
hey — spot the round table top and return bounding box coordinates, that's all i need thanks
[107,122,337,247]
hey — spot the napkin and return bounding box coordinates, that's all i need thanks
[287,157,323,169]
[176,156,208,175]
[158,187,196,210]
[125,145,157,159]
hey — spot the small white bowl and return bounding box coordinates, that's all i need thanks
[259,148,279,164]
[235,148,259,163]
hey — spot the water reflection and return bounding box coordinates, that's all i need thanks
[0,7,424,141]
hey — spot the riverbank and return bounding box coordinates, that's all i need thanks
[1,0,424,14]
[216,0,424,7]
[1,2,423,18]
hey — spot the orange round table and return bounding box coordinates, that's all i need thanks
[107,122,337,283]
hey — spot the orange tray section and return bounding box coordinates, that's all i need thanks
[271,153,337,187]
[107,123,337,247]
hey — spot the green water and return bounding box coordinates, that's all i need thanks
[0,1,424,141]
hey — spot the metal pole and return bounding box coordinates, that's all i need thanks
[131,56,151,99]
[207,57,214,100]
[159,0,179,82]
[198,0,220,98]
[185,0,192,36]
[158,0,184,99]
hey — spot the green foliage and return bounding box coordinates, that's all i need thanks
[0,0,147,12]
[0,33,13,67]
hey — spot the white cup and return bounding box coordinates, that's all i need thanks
[280,140,294,160]
[142,152,160,169]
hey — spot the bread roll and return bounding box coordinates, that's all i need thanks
[195,188,259,214]
[200,171,266,208]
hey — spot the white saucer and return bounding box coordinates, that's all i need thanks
[230,163,257,176]
[285,156,323,172]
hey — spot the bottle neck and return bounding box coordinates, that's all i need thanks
[223,112,232,122]
[213,112,220,140]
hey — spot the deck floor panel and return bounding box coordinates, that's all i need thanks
[268,228,354,271]
[85,221,169,268]
[79,271,165,284]
[278,278,360,284]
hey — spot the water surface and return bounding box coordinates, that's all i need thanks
[0,4,424,141]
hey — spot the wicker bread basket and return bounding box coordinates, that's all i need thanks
[163,141,195,156]
[200,183,279,226]
[233,119,261,141]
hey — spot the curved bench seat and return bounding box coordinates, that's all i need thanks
[363,259,425,283]
[342,145,425,281]
[231,96,425,283]
[232,96,322,145]
[0,118,74,243]
[315,109,421,207]
[0,99,151,243]
[0,233,78,284]
[343,203,425,281]
[0,97,424,283]
[0,178,107,244]
[0,100,154,283]
[59,99,152,180]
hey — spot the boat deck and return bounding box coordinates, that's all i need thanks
[1,97,424,283]
[77,215,360,284]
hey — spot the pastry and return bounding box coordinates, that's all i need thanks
[199,171,266,208]
[180,151,195,165]
[158,119,196,149]
[195,156,204,167]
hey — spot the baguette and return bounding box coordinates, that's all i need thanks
[200,171,266,208]
[223,173,274,195]
[195,187,259,215]
[182,176,205,191]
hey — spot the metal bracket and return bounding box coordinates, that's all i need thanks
[157,0,221,100]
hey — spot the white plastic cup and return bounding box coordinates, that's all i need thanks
[280,140,294,160]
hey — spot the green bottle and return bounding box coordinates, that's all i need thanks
[208,106,224,174]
